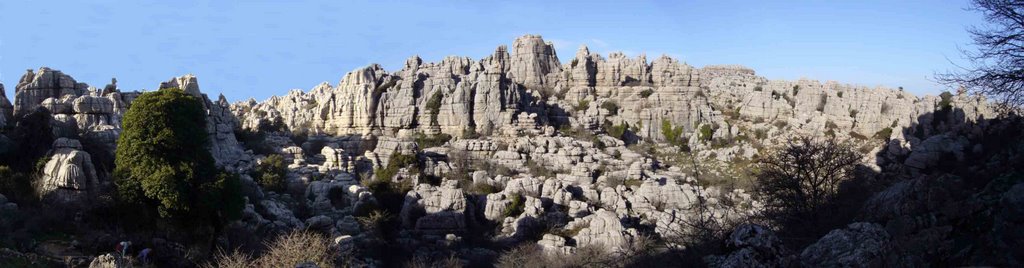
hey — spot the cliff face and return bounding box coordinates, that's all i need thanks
[232,35,994,147]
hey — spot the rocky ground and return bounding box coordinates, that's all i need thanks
[0,35,1021,267]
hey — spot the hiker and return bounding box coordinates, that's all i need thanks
[137,248,152,264]
[118,241,131,256]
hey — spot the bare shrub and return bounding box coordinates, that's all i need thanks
[210,231,336,268]
[495,244,545,268]
[937,0,1024,109]
[756,137,860,219]
[206,250,253,268]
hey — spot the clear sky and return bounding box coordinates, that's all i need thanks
[0,0,983,102]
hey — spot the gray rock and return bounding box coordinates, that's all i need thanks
[37,138,99,205]
[400,180,469,233]
[800,222,890,267]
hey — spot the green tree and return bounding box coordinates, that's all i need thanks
[3,108,55,172]
[113,88,243,227]
[0,166,33,203]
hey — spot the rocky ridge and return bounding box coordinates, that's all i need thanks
[0,34,1014,267]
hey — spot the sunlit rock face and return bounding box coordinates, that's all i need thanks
[37,138,99,205]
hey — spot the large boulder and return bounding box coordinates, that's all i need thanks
[37,138,99,205]
[399,180,469,233]
[800,222,890,267]
[88,253,117,268]
[706,224,793,268]
[570,210,637,252]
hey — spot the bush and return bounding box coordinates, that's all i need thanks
[113,88,243,226]
[753,86,763,91]
[825,120,838,130]
[3,108,55,172]
[575,100,590,111]
[257,117,287,133]
[503,194,525,218]
[600,101,620,116]
[661,119,685,147]
[425,91,443,126]
[374,153,419,181]
[874,127,893,141]
[773,120,788,129]
[414,133,452,148]
[495,239,657,268]
[755,137,861,226]
[525,159,556,178]
[362,175,413,214]
[235,129,275,155]
[699,124,715,142]
[754,128,768,139]
[0,166,33,203]
[816,94,828,112]
[208,231,337,268]
[792,85,800,95]
[938,91,954,110]
[468,181,499,195]
[357,210,393,239]
[253,154,288,192]
[639,88,654,98]
[462,126,480,139]
[603,120,629,140]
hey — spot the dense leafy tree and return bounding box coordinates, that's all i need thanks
[0,166,32,203]
[3,108,55,172]
[114,88,242,227]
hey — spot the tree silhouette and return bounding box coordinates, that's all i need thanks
[938,0,1024,110]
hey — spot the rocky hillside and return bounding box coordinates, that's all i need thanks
[0,35,1019,267]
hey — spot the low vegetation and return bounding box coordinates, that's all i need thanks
[414,133,452,148]
[253,154,288,192]
[208,231,337,268]
[699,124,715,142]
[639,88,654,98]
[425,91,443,126]
[601,101,620,115]
[603,120,630,141]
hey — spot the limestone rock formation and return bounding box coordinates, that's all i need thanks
[37,138,99,205]
[707,224,793,268]
[569,210,637,252]
[799,222,890,267]
[13,68,89,118]
[400,180,469,233]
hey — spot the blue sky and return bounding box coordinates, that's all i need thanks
[0,0,982,101]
